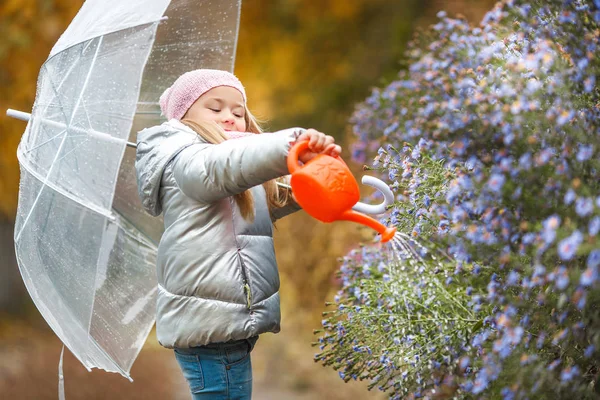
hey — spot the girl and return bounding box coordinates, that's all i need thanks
[135,69,341,399]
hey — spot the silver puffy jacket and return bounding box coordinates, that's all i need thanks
[135,120,303,348]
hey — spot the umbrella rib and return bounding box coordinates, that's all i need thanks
[35,48,84,123]
[52,137,92,164]
[22,128,68,154]
[41,42,88,133]
[16,151,116,222]
[230,0,243,72]
[30,35,104,156]
[15,36,106,243]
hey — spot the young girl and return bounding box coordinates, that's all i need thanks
[135,69,341,399]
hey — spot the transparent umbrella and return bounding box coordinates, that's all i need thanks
[7,0,242,380]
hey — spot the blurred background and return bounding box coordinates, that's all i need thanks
[0,1,494,398]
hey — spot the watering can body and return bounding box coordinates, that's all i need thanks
[287,141,396,242]
[289,154,360,222]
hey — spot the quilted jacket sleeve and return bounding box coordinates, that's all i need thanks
[171,128,303,204]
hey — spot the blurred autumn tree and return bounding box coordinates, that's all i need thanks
[0,0,494,324]
[236,0,495,137]
[0,0,83,220]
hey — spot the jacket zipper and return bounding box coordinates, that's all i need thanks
[237,248,252,309]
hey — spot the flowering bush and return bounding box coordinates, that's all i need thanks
[315,0,600,398]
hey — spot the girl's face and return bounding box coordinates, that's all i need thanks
[185,86,247,132]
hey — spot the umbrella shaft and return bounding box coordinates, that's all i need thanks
[6,109,137,148]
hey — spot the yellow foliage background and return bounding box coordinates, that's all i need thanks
[0,1,495,398]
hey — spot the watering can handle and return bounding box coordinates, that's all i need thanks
[287,140,308,174]
[352,176,395,215]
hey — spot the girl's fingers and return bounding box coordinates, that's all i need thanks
[316,133,326,150]
[309,132,318,149]
[307,130,324,151]
[325,143,342,157]
[300,129,339,155]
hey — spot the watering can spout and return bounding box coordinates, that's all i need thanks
[340,210,397,243]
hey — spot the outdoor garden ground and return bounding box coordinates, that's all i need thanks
[0,315,385,399]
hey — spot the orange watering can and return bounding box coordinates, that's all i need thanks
[287,140,397,243]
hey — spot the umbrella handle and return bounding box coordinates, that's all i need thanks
[6,108,138,148]
[7,109,30,121]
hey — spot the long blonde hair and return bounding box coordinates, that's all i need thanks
[181,109,290,221]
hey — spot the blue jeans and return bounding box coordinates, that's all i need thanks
[174,336,258,400]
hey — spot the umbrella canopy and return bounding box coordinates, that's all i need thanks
[14,0,242,379]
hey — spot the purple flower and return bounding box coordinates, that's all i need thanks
[506,271,520,286]
[487,174,506,193]
[533,264,546,278]
[579,264,597,286]
[558,230,583,260]
[458,175,473,190]
[411,146,421,159]
[556,110,574,126]
[587,250,600,268]
[548,359,561,371]
[564,189,576,205]
[552,328,569,345]
[576,144,594,161]
[508,326,524,345]
[501,387,515,400]
[589,217,600,236]
[536,149,554,166]
[472,368,490,394]
[560,366,580,382]
[536,332,546,349]
[576,292,587,310]
[522,232,536,245]
[423,195,431,207]
[459,357,470,369]
[555,266,570,290]
[575,197,594,217]
[384,121,399,136]
[519,153,532,170]
[584,75,596,92]
[541,215,561,244]
[417,138,430,149]
[493,337,512,359]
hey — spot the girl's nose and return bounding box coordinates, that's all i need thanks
[221,111,235,125]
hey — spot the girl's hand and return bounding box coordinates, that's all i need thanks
[296,128,342,163]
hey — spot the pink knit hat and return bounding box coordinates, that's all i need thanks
[159,69,246,120]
